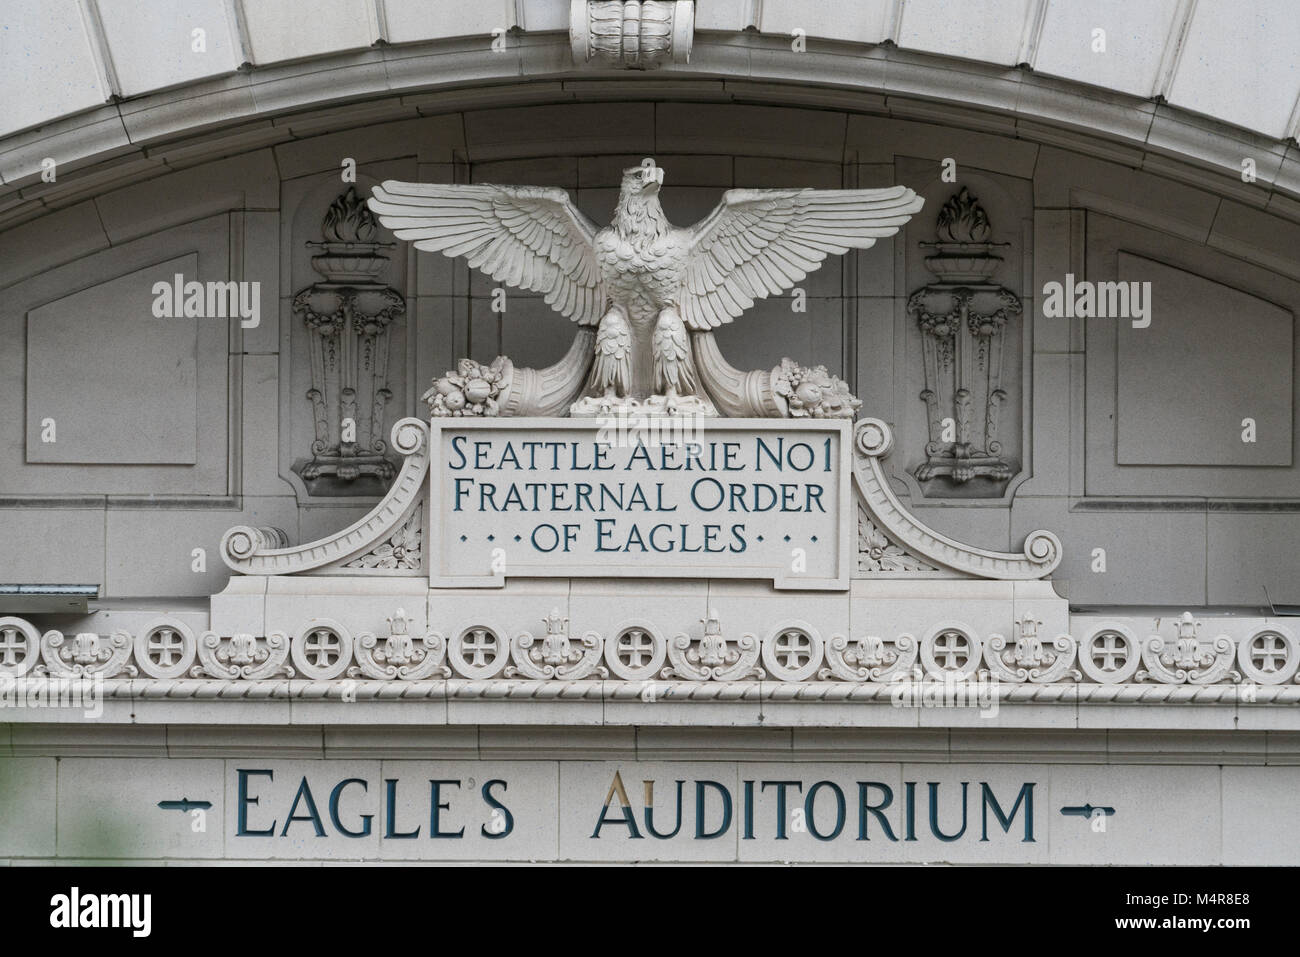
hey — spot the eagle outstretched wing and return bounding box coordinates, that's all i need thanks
[368,181,607,325]
[679,186,924,330]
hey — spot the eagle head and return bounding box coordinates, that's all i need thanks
[622,157,664,198]
[615,158,669,238]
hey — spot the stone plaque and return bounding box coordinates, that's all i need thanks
[429,418,852,589]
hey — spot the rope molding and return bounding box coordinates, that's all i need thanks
[16,677,1297,704]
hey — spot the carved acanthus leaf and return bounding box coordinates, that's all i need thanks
[857,507,936,573]
[345,504,422,570]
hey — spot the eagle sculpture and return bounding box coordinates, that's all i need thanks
[368,158,922,415]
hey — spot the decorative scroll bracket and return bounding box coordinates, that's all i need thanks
[851,417,1061,580]
[222,418,430,576]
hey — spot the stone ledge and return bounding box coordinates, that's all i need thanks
[3,721,1297,762]
[2,678,1298,736]
[29,677,1285,703]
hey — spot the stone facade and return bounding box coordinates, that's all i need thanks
[2,1,1299,865]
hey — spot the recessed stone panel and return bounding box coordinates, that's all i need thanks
[1084,214,1300,498]
[26,254,200,465]
[1115,252,1292,467]
[2,215,232,497]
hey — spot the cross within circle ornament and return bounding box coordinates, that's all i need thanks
[933,632,969,668]
[603,622,665,681]
[0,617,40,677]
[150,630,185,665]
[1237,626,1300,685]
[1077,624,1141,684]
[760,621,824,682]
[305,630,342,666]
[132,617,197,680]
[1250,634,1286,672]
[450,623,508,680]
[919,622,983,680]
[290,618,353,681]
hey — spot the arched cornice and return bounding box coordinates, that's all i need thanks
[1,34,1296,232]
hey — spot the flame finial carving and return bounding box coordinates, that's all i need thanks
[321,186,379,243]
[935,187,991,244]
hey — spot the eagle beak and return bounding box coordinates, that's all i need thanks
[641,164,664,193]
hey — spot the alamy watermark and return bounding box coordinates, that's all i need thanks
[889,668,1000,718]
[49,886,150,937]
[151,273,261,328]
[1042,273,1151,328]
[594,409,709,449]
[0,673,103,719]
